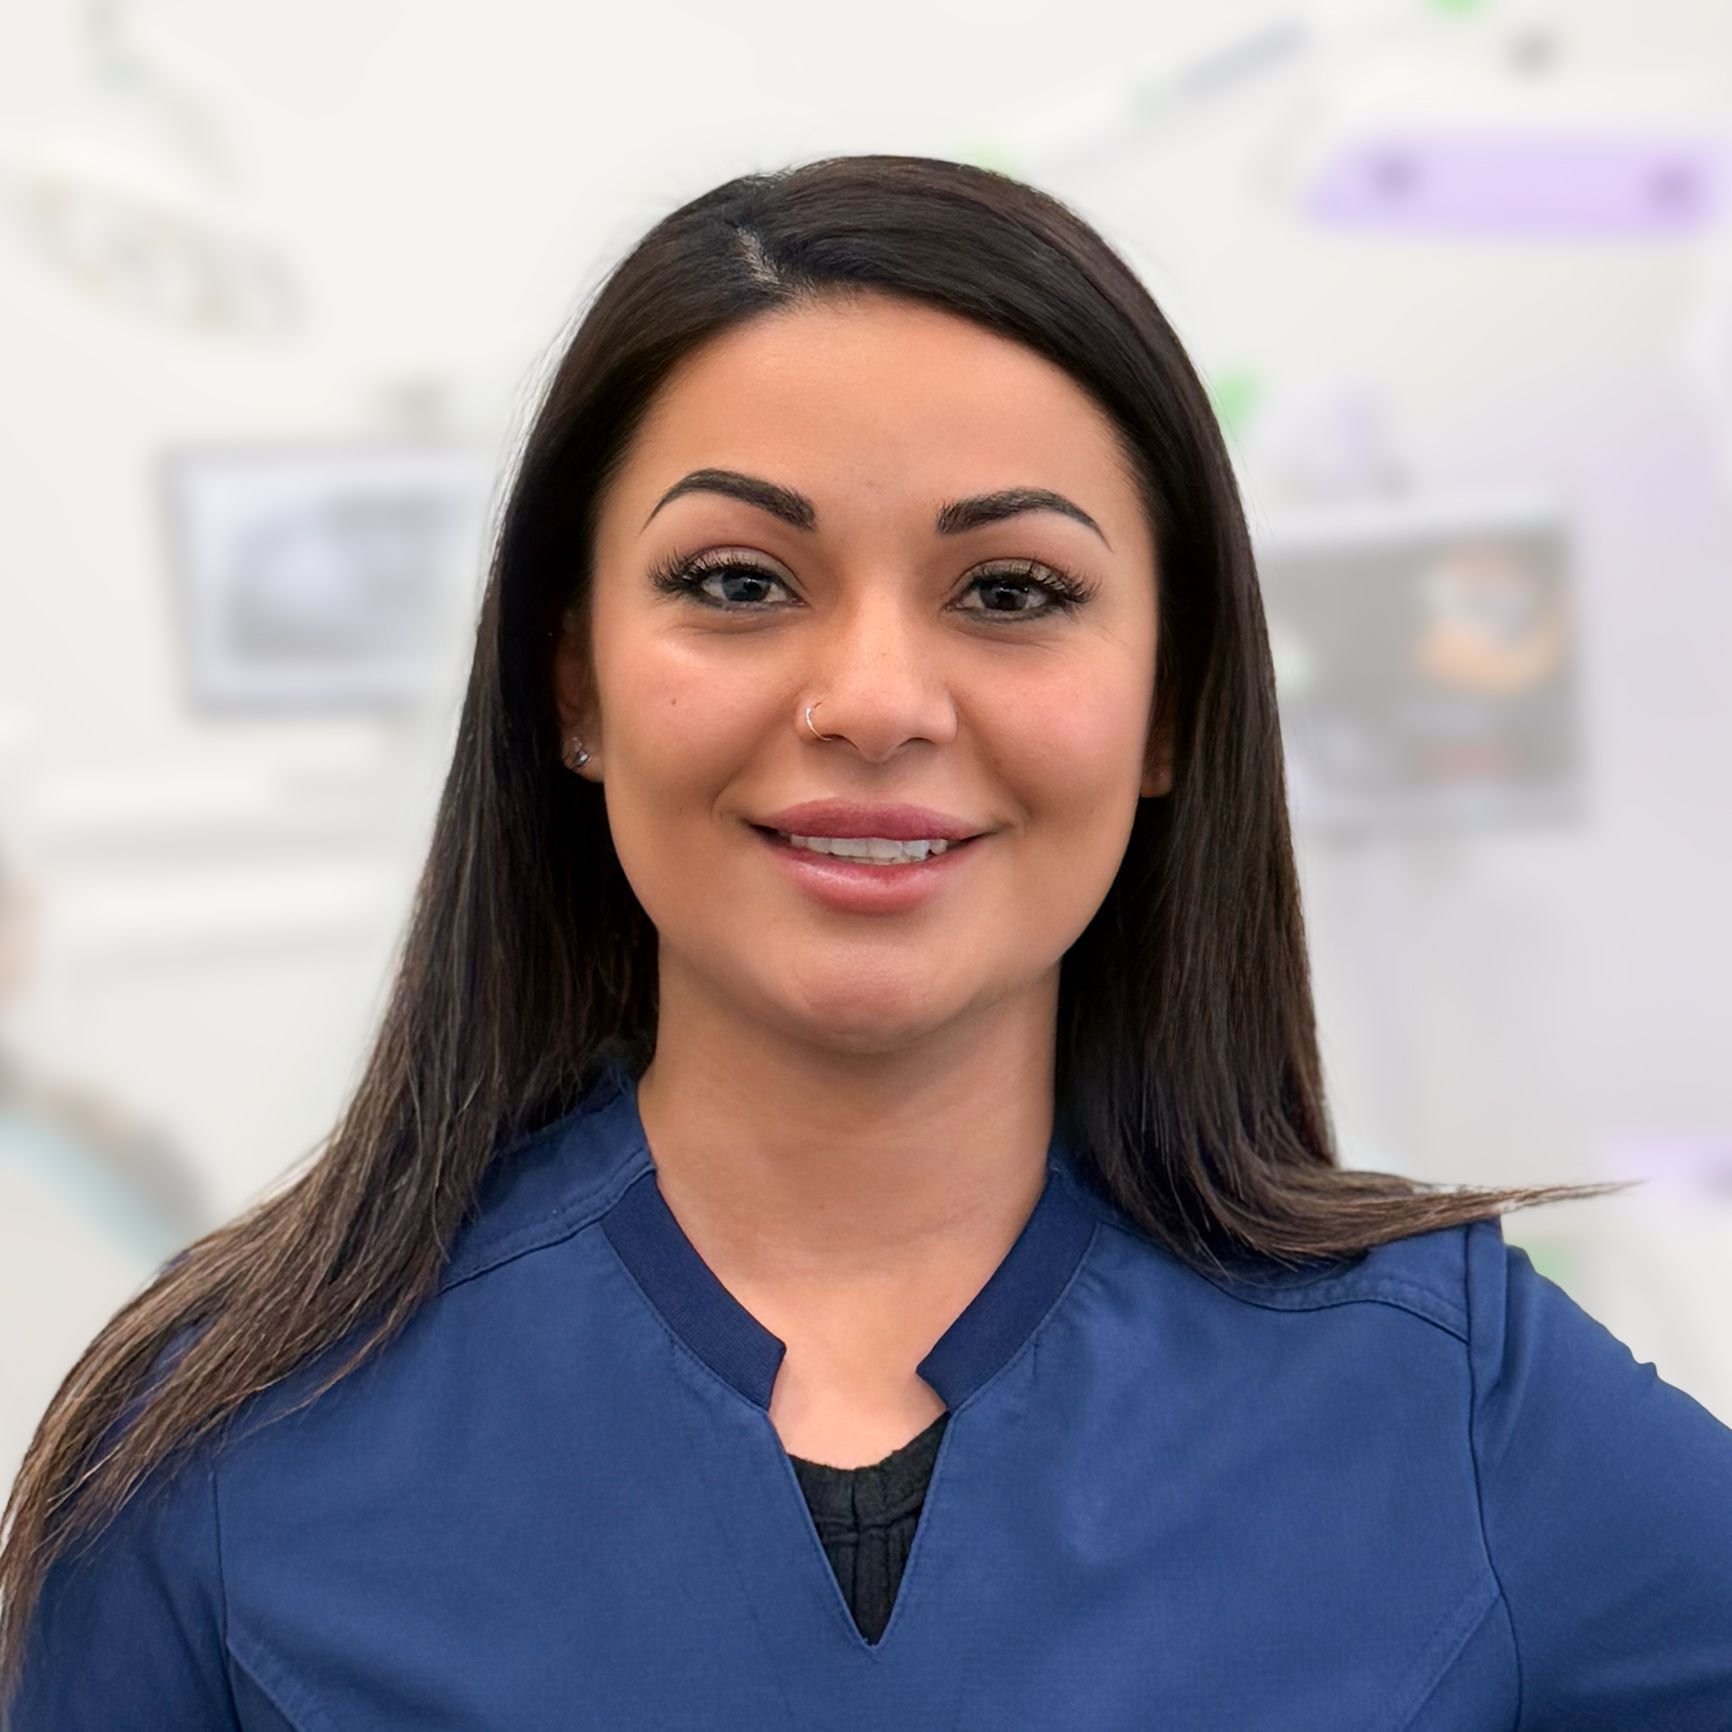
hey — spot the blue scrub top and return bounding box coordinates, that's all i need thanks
[11,1058,1732,1729]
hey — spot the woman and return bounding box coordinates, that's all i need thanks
[4,154,1729,1729]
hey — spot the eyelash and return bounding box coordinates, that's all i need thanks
[646,550,1098,621]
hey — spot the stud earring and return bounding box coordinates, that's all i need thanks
[563,735,591,771]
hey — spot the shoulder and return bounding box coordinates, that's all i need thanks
[1066,1180,1685,1432]
[1183,1211,1603,1367]
[105,1065,651,1499]
[6,1342,238,1726]
[1071,1175,1500,1348]
[1188,1215,1496,1344]
[435,1059,649,1295]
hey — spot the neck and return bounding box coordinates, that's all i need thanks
[633,972,1059,1299]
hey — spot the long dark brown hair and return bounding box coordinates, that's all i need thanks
[0,153,1634,1708]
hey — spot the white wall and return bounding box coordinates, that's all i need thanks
[2,0,1729,1488]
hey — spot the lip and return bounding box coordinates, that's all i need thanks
[753,800,988,843]
[749,824,984,915]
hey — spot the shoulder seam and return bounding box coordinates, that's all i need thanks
[437,1153,649,1296]
[434,1074,641,1295]
[1094,1215,1470,1340]
[1206,1279,1468,1341]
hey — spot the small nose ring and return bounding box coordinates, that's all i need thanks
[805,702,838,741]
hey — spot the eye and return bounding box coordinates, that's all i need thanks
[646,550,1099,620]
[954,560,1096,620]
[647,550,795,611]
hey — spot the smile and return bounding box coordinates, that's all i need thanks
[749,824,983,912]
[770,830,963,864]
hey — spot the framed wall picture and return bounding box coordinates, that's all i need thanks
[159,441,494,710]
[1255,494,1586,837]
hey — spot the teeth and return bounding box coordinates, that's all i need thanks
[779,833,953,864]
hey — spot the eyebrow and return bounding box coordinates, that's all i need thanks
[642,468,1110,549]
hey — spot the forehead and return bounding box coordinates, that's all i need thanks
[609,293,1145,540]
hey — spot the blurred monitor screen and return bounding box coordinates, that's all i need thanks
[160,442,493,711]
[1254,496,1586,837]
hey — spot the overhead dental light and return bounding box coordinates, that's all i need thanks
[0,0,306,339]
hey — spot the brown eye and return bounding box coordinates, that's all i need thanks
[955,561,1096,620]
[648,552,795,611]
[647,549,1097,621]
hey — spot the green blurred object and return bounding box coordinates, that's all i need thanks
[1428,0,1491,13]
[960,140,1020,176]
[1208,367,1265,443]
[1508,1235,1575,1291]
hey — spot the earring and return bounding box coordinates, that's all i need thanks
[563,735,591,771]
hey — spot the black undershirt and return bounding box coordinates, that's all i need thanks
[786,1409,951,1646]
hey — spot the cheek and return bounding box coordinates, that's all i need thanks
[993,662,1151,816]
[602,631,760,798]
[990,669,1148,921]
[590,630,768,919]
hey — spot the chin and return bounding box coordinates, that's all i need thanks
[767,977,962,1056]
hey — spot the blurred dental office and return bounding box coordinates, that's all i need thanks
[2,0,1729,1495]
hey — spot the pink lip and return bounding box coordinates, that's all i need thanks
[751,825,983,914]
[753,800,987,842]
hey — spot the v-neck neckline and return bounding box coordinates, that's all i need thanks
[583,1060,1103,1677]
[594,1064,1100,1415]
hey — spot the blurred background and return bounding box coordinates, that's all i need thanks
[2,0,1729,1492]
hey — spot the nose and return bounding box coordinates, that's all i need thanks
[802,591,959,764]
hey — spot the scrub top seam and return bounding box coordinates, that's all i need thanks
[216,1414,333,1731]
[1373,1571,1504,1732]
[434,1072,641,1292]
[1049,1181,1471,1339]
[1085,1211,1470,1337]
[226,1623,339,1732]
[207,1450,244,1727]
[1201,1280,1469,1341]
[1462,1217,1525,1730]
[436,1151,650,1297]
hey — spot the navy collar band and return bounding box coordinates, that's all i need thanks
[591,1062,1100,1413]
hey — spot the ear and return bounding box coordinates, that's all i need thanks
[553,609,602,779]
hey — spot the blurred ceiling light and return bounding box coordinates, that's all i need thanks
[983,3,1724,238]
[977,4,1732,486]
[0,0,306,339]
[4,151,304,338]
[1290,57,1726,235]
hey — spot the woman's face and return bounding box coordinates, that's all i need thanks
[558,292,1169,1056]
